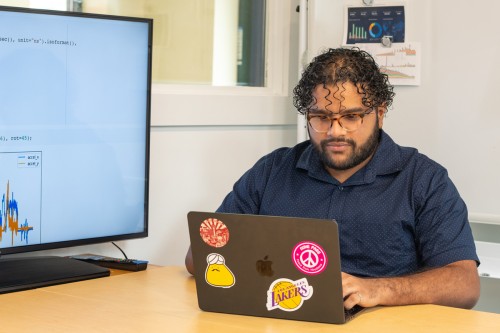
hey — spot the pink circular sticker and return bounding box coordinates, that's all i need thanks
[292,241,328,275]
[199,218,229,248]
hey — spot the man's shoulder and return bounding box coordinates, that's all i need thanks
[400,145,447,174]
[382,132,446,174]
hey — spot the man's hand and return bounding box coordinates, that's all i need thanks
[341,260,480,310]
[342,272,380,309]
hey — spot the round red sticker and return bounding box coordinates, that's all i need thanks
[199,218,229,248]
[292,241,328,275]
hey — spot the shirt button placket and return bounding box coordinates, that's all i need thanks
[328,185,346,220]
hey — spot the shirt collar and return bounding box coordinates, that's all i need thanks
[296,130,403,185]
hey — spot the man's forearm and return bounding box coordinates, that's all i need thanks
[342,260,480,310]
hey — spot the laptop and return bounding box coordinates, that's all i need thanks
[187,211,364,324]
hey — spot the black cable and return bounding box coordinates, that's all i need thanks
[111,241,128,260]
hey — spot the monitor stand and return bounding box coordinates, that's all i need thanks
[0,256,110,294]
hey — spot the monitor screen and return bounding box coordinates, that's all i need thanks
[0,6,151,256]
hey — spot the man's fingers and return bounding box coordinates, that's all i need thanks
[343,291,362,310]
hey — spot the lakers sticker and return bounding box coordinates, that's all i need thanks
[266,278,313,312]
[205,253,235,288]
[199,218,229,248]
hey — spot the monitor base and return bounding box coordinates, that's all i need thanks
[0,256,110,294]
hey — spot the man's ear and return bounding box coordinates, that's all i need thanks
[377,106,386,129]
[377,103,387,129]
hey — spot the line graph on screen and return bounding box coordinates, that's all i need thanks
[0,152,41,247]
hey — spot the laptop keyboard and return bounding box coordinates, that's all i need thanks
[344,305,364,321]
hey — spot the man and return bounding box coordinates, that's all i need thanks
[185,48,480,310]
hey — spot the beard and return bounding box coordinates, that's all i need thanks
[312,122,381,171]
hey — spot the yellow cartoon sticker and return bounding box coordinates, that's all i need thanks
[205,253,235,288]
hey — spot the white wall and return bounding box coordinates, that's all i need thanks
[146,126,297,264]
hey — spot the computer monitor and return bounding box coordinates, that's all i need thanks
[0,6,152,292]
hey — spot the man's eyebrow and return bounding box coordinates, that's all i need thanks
[308,107,367,114]
[340,107,368,114]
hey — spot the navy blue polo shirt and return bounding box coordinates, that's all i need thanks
[217,131,479,277]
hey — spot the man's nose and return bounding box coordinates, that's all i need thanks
[327,117,346,136]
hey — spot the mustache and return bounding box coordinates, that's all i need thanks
[320,137,356,147]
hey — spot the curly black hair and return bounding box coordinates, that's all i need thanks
[293,48,395,114]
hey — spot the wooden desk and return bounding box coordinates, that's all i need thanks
[2,266,499,332]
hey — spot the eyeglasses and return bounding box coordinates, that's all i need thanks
[306,108,375,133]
